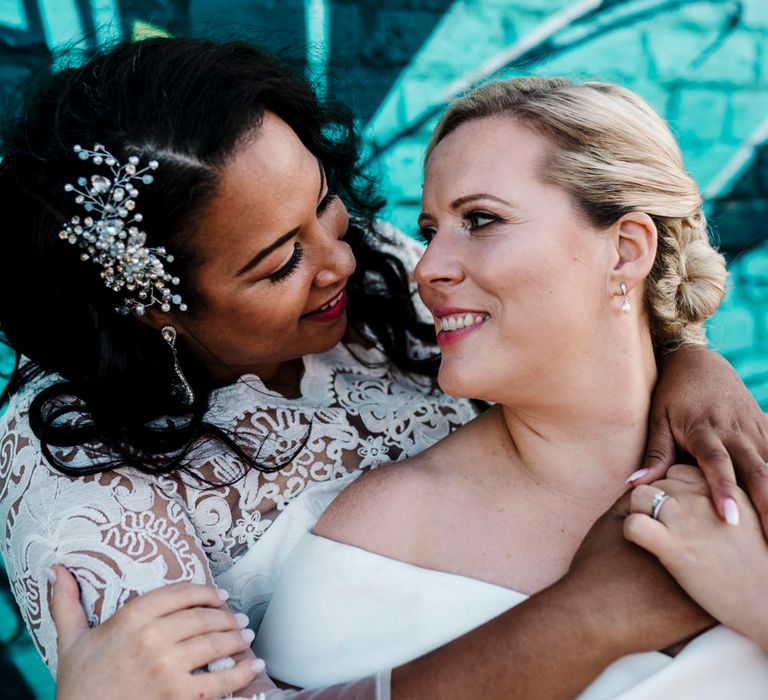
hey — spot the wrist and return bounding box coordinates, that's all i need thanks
[536,573,629,664]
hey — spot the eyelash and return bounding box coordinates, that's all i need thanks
[265,189,336,284]
[317,188,337,214]
[268,242,303,284]
[416,211,500,244]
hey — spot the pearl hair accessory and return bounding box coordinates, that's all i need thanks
[58,144,187,316]
[620,282,631,313]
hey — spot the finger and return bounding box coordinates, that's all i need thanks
[730,444,768,535]
[116,582,228,622]
[640,410,676,480]
[666,464,706,484]
[684,428,740,525]
[629,484,677,524]
[50,566,90,655]
[623,513,673,559]
[178,629,256,671]
[191,658,266,700]
[162,607,249,644]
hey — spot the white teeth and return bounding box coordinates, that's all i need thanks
[436,313,488,333]
[319,291,343,311]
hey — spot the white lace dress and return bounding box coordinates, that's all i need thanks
[0,228,476,686]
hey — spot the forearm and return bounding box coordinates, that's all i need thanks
[392,575,619,700]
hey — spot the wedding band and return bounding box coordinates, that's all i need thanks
[651,490,670,521]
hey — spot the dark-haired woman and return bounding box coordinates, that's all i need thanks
[0,38,764,699]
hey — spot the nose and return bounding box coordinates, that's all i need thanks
[314,202,355,288]
[414,230,465,290]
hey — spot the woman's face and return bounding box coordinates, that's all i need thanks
[416,116,616,404]
[175,111,354,383]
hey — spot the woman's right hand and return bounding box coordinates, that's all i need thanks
[51,566,265,700]
[567,492,715,656]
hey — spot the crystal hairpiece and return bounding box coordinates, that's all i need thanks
[59,144,187,316]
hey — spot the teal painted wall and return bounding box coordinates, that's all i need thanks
[0,1,766,697]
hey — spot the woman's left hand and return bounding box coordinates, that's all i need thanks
[624,465,768,650]
[635,345,768,533]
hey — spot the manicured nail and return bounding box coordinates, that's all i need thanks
[234,612,249,629]
[251,658,266,674]
[625,468,649,484]
[46,567,57,585]
[216,588,229,601]
[723,498,740,526]
[240,629,255,644]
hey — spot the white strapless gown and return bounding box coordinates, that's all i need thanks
[224,475,768,698]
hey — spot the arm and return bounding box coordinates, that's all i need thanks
[634,345,768,530]
[391,492,713,700]
[625,465,768,650]
[53,492,710,700]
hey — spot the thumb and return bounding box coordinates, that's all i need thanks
[637,413,676,483]
[50,565,90,654]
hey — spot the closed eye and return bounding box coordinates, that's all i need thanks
[268,242,303,283]
[317,188,337,215]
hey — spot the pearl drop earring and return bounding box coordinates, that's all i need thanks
[620,282,631,313]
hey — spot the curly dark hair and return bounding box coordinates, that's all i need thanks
[0,38,438,481]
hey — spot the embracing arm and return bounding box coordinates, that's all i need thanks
[52,491,710,700]
[391,493,712,700]
[636,345,768,529]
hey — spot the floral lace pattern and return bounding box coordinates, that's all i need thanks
[0,228,476,676]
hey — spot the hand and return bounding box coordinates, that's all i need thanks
[51,566,265,700]
[633,345,768,532]
[568,492,714,656]
[624,465,768,650]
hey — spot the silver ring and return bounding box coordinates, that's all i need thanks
[651,490,670,521]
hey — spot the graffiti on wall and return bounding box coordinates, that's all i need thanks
[0,2,767,695]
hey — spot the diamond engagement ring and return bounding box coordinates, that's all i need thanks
[651,490,670,521]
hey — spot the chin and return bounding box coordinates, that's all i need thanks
[437,365,482,400]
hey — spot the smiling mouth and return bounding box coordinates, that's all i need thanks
[303,287,348,321]
[435,313,489,333]
[317,289,344,312]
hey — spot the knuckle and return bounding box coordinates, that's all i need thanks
[750,462,768,483]
[631,484,654,502]
[644,447,670,463]
[699,446,730,465]
[623,514,644,541]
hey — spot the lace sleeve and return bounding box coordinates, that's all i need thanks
[0,411,212,676]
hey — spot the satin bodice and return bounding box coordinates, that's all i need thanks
[254,530,768,698]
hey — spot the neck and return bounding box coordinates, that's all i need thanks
[495,324,658,507]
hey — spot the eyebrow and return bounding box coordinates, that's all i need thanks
[418,192,518,224]
[235,160,327,277]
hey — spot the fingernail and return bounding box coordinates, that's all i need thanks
[240,629,255,644]
[216,588,229,601]
[625,468,649,484]
[251,658,266,674]
[234,612,249,629]
[46,567,57,585]
[723,498,740,526]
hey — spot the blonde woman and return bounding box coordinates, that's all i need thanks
[243,77,768,698]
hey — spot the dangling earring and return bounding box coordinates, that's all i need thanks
[161,325,195,406]
[620,282,631,313]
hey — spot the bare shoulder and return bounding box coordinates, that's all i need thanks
[314,458,431,558]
